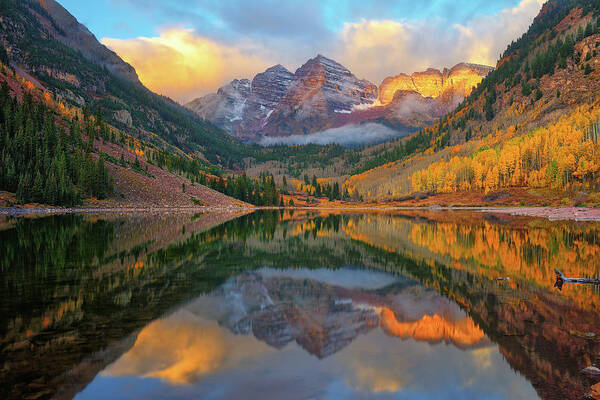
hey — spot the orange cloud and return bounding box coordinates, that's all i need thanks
[102,29,273,103]
[105,311,271,385]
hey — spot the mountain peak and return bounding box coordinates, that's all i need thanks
[312,54,344,67]
[266,64,291,73]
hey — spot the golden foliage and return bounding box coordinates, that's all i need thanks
[412,104,600,194]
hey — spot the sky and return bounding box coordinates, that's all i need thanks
[58,0,545,103]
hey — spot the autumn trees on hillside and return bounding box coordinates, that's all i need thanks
[0,72,286,207]
[298,175,344,201]
[412,106,600,194]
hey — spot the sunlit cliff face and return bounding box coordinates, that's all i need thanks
[377,64,492,105]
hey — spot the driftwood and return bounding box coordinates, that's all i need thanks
[554,269,600,290]
[582,365,600,375]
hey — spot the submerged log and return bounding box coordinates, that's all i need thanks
[554,269,600,290]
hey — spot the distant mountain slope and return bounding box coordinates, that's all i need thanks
[187,56,379,141]
[186,65,296,142]
[186,79,254,139]
[330,63,493,136]
[345,0,600,202]
[187,58,491,144]
[0,0,249,167]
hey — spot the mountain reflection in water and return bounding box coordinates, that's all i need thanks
[1,210,600,400]
[94,268,527,400]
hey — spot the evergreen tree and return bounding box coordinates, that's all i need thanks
[31,170,44,203]
[333,182,341,200]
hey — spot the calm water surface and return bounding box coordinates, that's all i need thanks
[1,210,600,400]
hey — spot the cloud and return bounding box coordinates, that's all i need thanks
[102,29,273,103]
[259,123,412,147]
[102,0,543,103]
[334,0,545,84]
[338,331,535,398]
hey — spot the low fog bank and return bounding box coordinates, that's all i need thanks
[258,123,411,147]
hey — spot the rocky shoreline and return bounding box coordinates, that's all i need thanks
[0,206,255,217]
[2,205,600,222]
[477,206,600,221]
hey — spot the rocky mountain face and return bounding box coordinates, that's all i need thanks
[187,55,379,141]
[187,57,491,142]
[260,55,378,137]
[243,64,296,134]
[347,63,493,132]
[186,65,295,141]
[186,79,252,136]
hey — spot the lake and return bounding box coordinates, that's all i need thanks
[1,210,600,400]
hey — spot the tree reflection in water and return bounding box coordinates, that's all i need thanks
[1,210,599,400]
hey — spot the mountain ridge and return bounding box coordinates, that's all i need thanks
[31,0,141,83]
[186,57,492,143]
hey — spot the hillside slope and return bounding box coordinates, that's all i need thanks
[0,0,250,167]
[0,61,249,208]
[346,0,600,203]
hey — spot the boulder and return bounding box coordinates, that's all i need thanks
[114,109,132,127]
